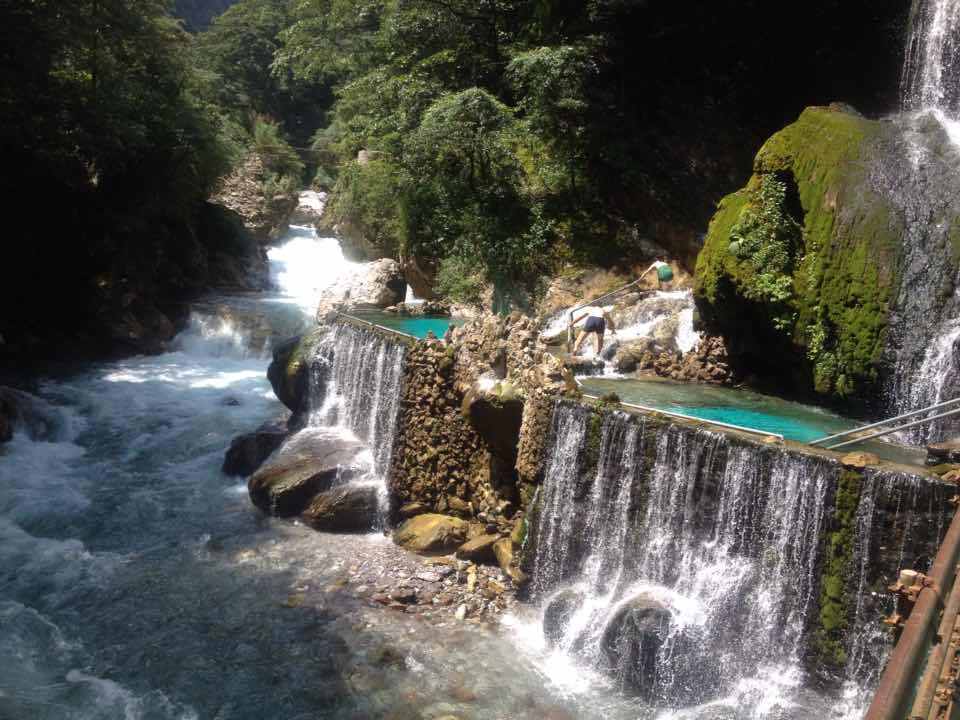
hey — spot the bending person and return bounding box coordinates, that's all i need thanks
[639,258,674,290]
[571,305,617,355]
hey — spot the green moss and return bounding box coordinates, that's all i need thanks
[286,328,325,385]
[694,189,750,304]
[695,107,899,399]
[597,392,621,408]
[949,217,960,267]
[814,468,863,670]
[583,409,605,474]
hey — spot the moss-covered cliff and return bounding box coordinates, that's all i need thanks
[694,106,903,400]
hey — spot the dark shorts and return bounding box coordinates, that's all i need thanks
[584,316,605,333]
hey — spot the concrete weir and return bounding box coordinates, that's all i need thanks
[298,314,956,711]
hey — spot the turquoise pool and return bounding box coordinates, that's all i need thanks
[579,377,926,465]
[351,310,464,340]
[579,377,853,444]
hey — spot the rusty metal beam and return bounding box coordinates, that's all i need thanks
[927,610,960,720]
[911,561,960,718]
[865,507,960,720]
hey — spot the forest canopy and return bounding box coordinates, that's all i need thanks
[0,0,910,360]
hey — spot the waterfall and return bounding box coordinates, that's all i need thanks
[902,0,960,121]
[527,402,950,711]
[308,322,406,480]
[880,0,960,442]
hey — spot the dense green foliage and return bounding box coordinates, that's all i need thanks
[695,108,900,400]
[266,0,909,304]
[0,0,249,358]
[192,0,331,146]
[1,0,913,359]
[727,176,803,330]
[174,0,239,30]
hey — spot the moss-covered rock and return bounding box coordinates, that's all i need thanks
[813,468,863,673]
[267,328,327,414]
[695,106,902,400]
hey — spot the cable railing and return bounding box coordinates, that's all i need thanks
[574,376,784,441]
[565,280,654,348]
[808,397,960,450]
[333,312,418,342]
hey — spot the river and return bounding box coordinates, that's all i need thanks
[0,223,663,720]
[2,216,892,720]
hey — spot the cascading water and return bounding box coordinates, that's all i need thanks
[541,290,701,375]
[520,402,951,717]
[309,322,406,481]
[902,0,960,123]
[882,0,960,442]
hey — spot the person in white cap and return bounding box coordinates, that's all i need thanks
[570,304,617,355]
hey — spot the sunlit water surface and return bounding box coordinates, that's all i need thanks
[0,227,675,720]
[0,225,870,720]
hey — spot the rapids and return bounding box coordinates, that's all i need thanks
[0,223,722,720]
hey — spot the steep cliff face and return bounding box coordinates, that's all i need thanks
[694,106,905,401]
[211,154,297,244]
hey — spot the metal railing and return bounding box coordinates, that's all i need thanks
[808,397,960,450]
[864,506,960,720]
[575,377,784,441]
[333,312,418,342]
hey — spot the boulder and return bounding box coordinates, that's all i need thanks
[210,153,297,242]
[0,386,62,442]
[840,451,881,469]
[455,534,500,563]
[402,254,437,300]
[288,190,326,226]
[315,259,406,318]
[601,593,671,699]
[267,335,305,412]
[267,330,328,414]
[543,589,583,644]
[600,340,620,362]
[248,429,367,516]
[302,484,381,532]
[652,316,680,354]
[493,537,526,583]
[393,514,468,554]
[398,502,429,519]
[563,356,605,376]
[613,338,657,373]
[446,495,473,516]
[693,106,940,399]
[351,259,407,307]
[222,420,288,477]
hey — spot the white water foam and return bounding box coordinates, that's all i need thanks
[297,189,326,215]
[267,229,362,314]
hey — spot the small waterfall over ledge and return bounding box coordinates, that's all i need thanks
[522,402,951,713]
[307,321,407,481]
